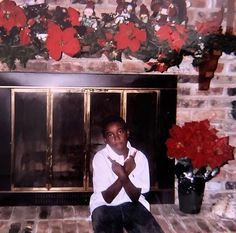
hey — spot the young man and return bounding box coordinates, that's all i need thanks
[89,115,164,233]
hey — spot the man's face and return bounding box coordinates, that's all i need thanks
[104,122,129,155]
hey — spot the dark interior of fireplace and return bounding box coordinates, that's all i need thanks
[0,73,177,206]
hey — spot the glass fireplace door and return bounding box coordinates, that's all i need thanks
[13,90,48,189]
[12,89,87,191]
[51,91,85,189]
[12,88,160,191]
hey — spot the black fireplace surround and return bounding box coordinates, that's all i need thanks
[0,72,177,206]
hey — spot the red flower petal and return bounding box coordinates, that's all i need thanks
[67,7,80,26]
[63,38,81,56]
[114,33,129,50]
[135,29,147,42]
[19,28,31,45]
[129,39,140,52]
[47,21,62,35]
[156,25,172,43]
[13,5,27,27]
[49,47,62,61]
[118,23,129,33]
[62,27,77,41]
[45,22,63,60]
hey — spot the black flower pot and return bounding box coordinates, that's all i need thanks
[178,176,205,214]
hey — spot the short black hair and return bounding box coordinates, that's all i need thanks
[101,115,128,137]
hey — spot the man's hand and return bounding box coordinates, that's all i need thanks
[124,151,137,175]
[106,153,141,202]
[108,157,127,181]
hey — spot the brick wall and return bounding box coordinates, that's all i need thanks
[1,0,236,196]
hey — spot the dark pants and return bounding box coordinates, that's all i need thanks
[91,202,164,233]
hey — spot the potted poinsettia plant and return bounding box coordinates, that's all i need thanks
[166,119,234,214]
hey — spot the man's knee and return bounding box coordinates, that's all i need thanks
[92,205,107,222]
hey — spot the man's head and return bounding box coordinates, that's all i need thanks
[102,115,129,155]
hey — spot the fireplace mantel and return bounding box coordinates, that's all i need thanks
[0,72,177,88]
[0,72,177,205]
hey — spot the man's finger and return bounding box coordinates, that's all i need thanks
[107,156,114,163]
[130,150,137,158]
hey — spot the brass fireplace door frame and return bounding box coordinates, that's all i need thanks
[11,87,160,192]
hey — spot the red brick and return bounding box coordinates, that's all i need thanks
[177,98,207,108]
[194,87,224,96]
[169,217,187,232]
[191,110,226,121]
[74,205,90,218]
[229,63,236,72]
[49,220,63,233]
[190,0,207,8]
[87,61,119,73]
[176,110,192,123]
[0,207,12,220]
[221,220,236,232]
[62,220,78,232]
[0,222,9,233]
[155,216,175,233]
[121,60,145,73]
[196,218,212,232]
[183,218,203,233]
[77,220,93,233]
[209,99,231,107]
[177,87,191,95]
[37,221,49,233]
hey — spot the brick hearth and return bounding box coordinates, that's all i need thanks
[1,192,236,233]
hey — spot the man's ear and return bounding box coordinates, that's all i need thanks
[104,137,107,144]
[127,129,130,138]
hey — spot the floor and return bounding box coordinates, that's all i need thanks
[0,193,236,233]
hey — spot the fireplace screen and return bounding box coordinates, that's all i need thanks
[12,88,160,192]
[0,73,176,205]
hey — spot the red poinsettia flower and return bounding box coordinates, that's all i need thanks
[114,22,147,52]
[66,7,80,26]
[19,27,31,45]
[166,119,234,170]
[45,22,81,61]
[156,24,188,51]
[155,25,172,43]
[0,0,27,33]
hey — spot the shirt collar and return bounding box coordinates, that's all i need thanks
[105,141,135,163]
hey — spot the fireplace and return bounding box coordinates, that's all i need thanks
[0,72,177,205]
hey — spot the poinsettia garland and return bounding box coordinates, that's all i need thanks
[166,120,234,181]
[0,0,236,78]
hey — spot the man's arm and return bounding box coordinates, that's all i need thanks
[101,159,124,203]
[120,174,141,202]
[102,178,122,203]
[123,154,141,202]
[103,157,141,203]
